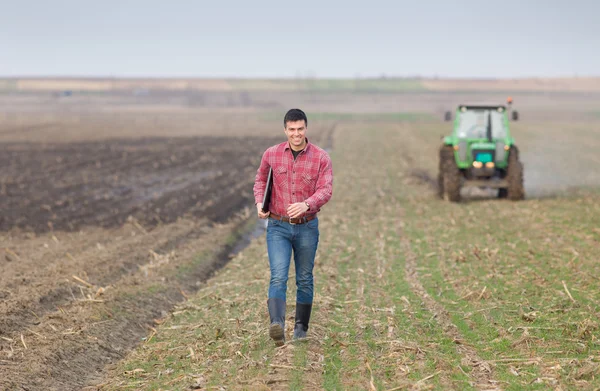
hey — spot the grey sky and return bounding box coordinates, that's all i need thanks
[1,0,598,78]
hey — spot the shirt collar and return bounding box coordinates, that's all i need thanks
[285,138,310,154]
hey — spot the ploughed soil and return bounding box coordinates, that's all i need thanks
[0,135,282,390]
[0,136,271,232]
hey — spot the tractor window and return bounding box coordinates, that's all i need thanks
[457,110,506,139]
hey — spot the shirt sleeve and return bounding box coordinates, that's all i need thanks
[253,149,271,205]
[305,152,333,211]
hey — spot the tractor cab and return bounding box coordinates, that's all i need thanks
[451,105,511,179]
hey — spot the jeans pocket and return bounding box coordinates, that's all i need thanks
[306,218,318,229]
[268,218,281,227]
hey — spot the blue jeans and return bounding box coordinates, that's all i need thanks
[266,217,319,304]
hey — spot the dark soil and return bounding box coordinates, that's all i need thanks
[0,136,277,233]
[0,134,284,390]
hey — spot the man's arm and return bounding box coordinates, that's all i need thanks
[254,149,271,218]
[253,150,270,204]
[304,153,333,212]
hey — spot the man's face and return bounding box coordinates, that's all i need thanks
[284,120,307,149]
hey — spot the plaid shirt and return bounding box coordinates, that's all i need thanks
[254,139,333,217]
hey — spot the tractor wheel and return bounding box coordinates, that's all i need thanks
[497,188,508,198]
[440,145,461,202]
[437,145,450,198]
[506,146,525,200]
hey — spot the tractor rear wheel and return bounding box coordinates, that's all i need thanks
[437,145,450,198]
[439,145,461,202]
[506,146,525,200]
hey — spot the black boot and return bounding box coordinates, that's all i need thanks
[267,298,286,346]
[293,303,312,340]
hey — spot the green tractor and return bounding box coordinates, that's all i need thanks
[438,100,524,202]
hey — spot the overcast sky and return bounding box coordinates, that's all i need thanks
[1,0,598,78]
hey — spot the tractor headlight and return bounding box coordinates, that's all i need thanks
[485,162,495,168]
[473,161,483,168]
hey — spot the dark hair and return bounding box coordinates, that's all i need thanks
[284,108,308,127]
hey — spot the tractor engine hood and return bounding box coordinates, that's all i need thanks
[469,142,496,150]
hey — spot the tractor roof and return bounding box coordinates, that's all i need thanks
[458,104,507,110]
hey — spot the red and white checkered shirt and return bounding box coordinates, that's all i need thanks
[254,139,333,217]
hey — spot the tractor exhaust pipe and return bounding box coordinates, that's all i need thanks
[486,111,493,142]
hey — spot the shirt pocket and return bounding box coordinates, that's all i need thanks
[301,172,317,188]
[274,166,288,189]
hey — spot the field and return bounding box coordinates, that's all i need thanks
[1,78,600,390]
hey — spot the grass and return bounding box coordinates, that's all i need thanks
[228,78,426,92]
[101,117,600,390]
[400,195,600,389]
[0,79,18,91]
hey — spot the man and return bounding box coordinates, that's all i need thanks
[253,108,333,346]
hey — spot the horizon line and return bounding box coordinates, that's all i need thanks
[2,75,600,81]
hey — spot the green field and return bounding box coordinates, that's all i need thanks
[228,78,426,92]
[100,112,600,390]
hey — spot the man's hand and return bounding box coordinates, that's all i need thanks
[256,203,270,219]
[287,202,309,219]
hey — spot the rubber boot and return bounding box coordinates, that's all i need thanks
[293,303,312,340]
[267,298,286,346]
